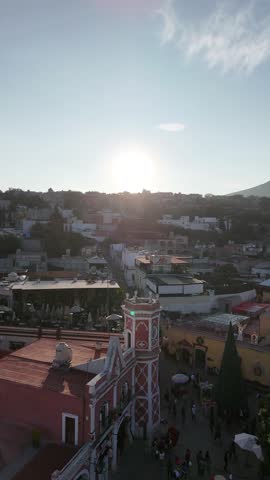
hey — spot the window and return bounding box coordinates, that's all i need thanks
[127,331,132,349]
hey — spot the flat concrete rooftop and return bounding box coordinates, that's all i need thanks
[11,279,119,291]
[148,275,204,286]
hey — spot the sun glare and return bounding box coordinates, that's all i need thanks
[111,148,156,193]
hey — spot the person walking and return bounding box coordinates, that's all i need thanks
[204,451,211,474]
[167,457,173,480]
[173,398,177,418]
[214,422,221,444]
[209,406,215,435]
[181,405,186,425]
[229,440,237,461]
[224,450,230,472]
[209,417,214,435]
[184,448,191,464]
[191,403,196,423]
[196,450,203,476]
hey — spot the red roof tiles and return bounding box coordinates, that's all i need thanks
[0,338,110,396]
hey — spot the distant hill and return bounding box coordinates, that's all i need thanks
[229,180,270,197]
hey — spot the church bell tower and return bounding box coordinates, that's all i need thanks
[122,293,160,438]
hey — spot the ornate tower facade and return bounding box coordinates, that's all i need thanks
[122,293,160,438]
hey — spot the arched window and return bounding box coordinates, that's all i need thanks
[254,363,263,377]
[99,402,109,433]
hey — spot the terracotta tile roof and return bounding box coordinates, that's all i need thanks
[0,356,95,396]
[13,444,78,480]
[0,338,110,396]
[12,338,109,366]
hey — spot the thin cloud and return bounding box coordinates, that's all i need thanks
[156,0,178,44]
[158,123,185,132]
[158,0,270,74]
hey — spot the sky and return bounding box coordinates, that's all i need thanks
[1,0,270,195]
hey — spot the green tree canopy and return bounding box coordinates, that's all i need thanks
[31,222,94,257]
[0,235,21,255]
[215,322,247,415]
[257,394,270,472]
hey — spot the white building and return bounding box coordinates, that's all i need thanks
[100,209,122,225]
[81,246,97,257]
[146,275,204,297]
[242,243,263,257]
[15,249,47,271]
[48,254,90,273]
[22,219,49,235]
[143,234,188,255]
[110,243,124,264]
[160,289,256,314]
[251,262,270,279]
[159,215,219,231]
[135,254,191,292]
[121,246,145,287]
[64,222,97,238]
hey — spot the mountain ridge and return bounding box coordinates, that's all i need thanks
[229,180,270,197]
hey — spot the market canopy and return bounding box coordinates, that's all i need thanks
[232,302,269,316]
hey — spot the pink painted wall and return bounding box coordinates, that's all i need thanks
[0,379,90,446]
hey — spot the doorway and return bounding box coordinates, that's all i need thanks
[181,348,191,365]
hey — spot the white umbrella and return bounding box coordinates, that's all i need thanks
[171,373,189,385]
[234,433,257,451]
[252,443,264,460]
[106,314,122,321]
[234,433,263,460]
[70,305,84,314]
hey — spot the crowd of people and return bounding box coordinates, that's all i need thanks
[156,376,244,479]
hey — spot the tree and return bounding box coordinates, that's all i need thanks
[257,394,270,472]
[0,235,21,255]
[215,322,247,416]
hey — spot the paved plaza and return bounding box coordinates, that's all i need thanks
[112,351,267,480]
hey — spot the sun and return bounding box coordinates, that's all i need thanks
[111,147,156,193]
